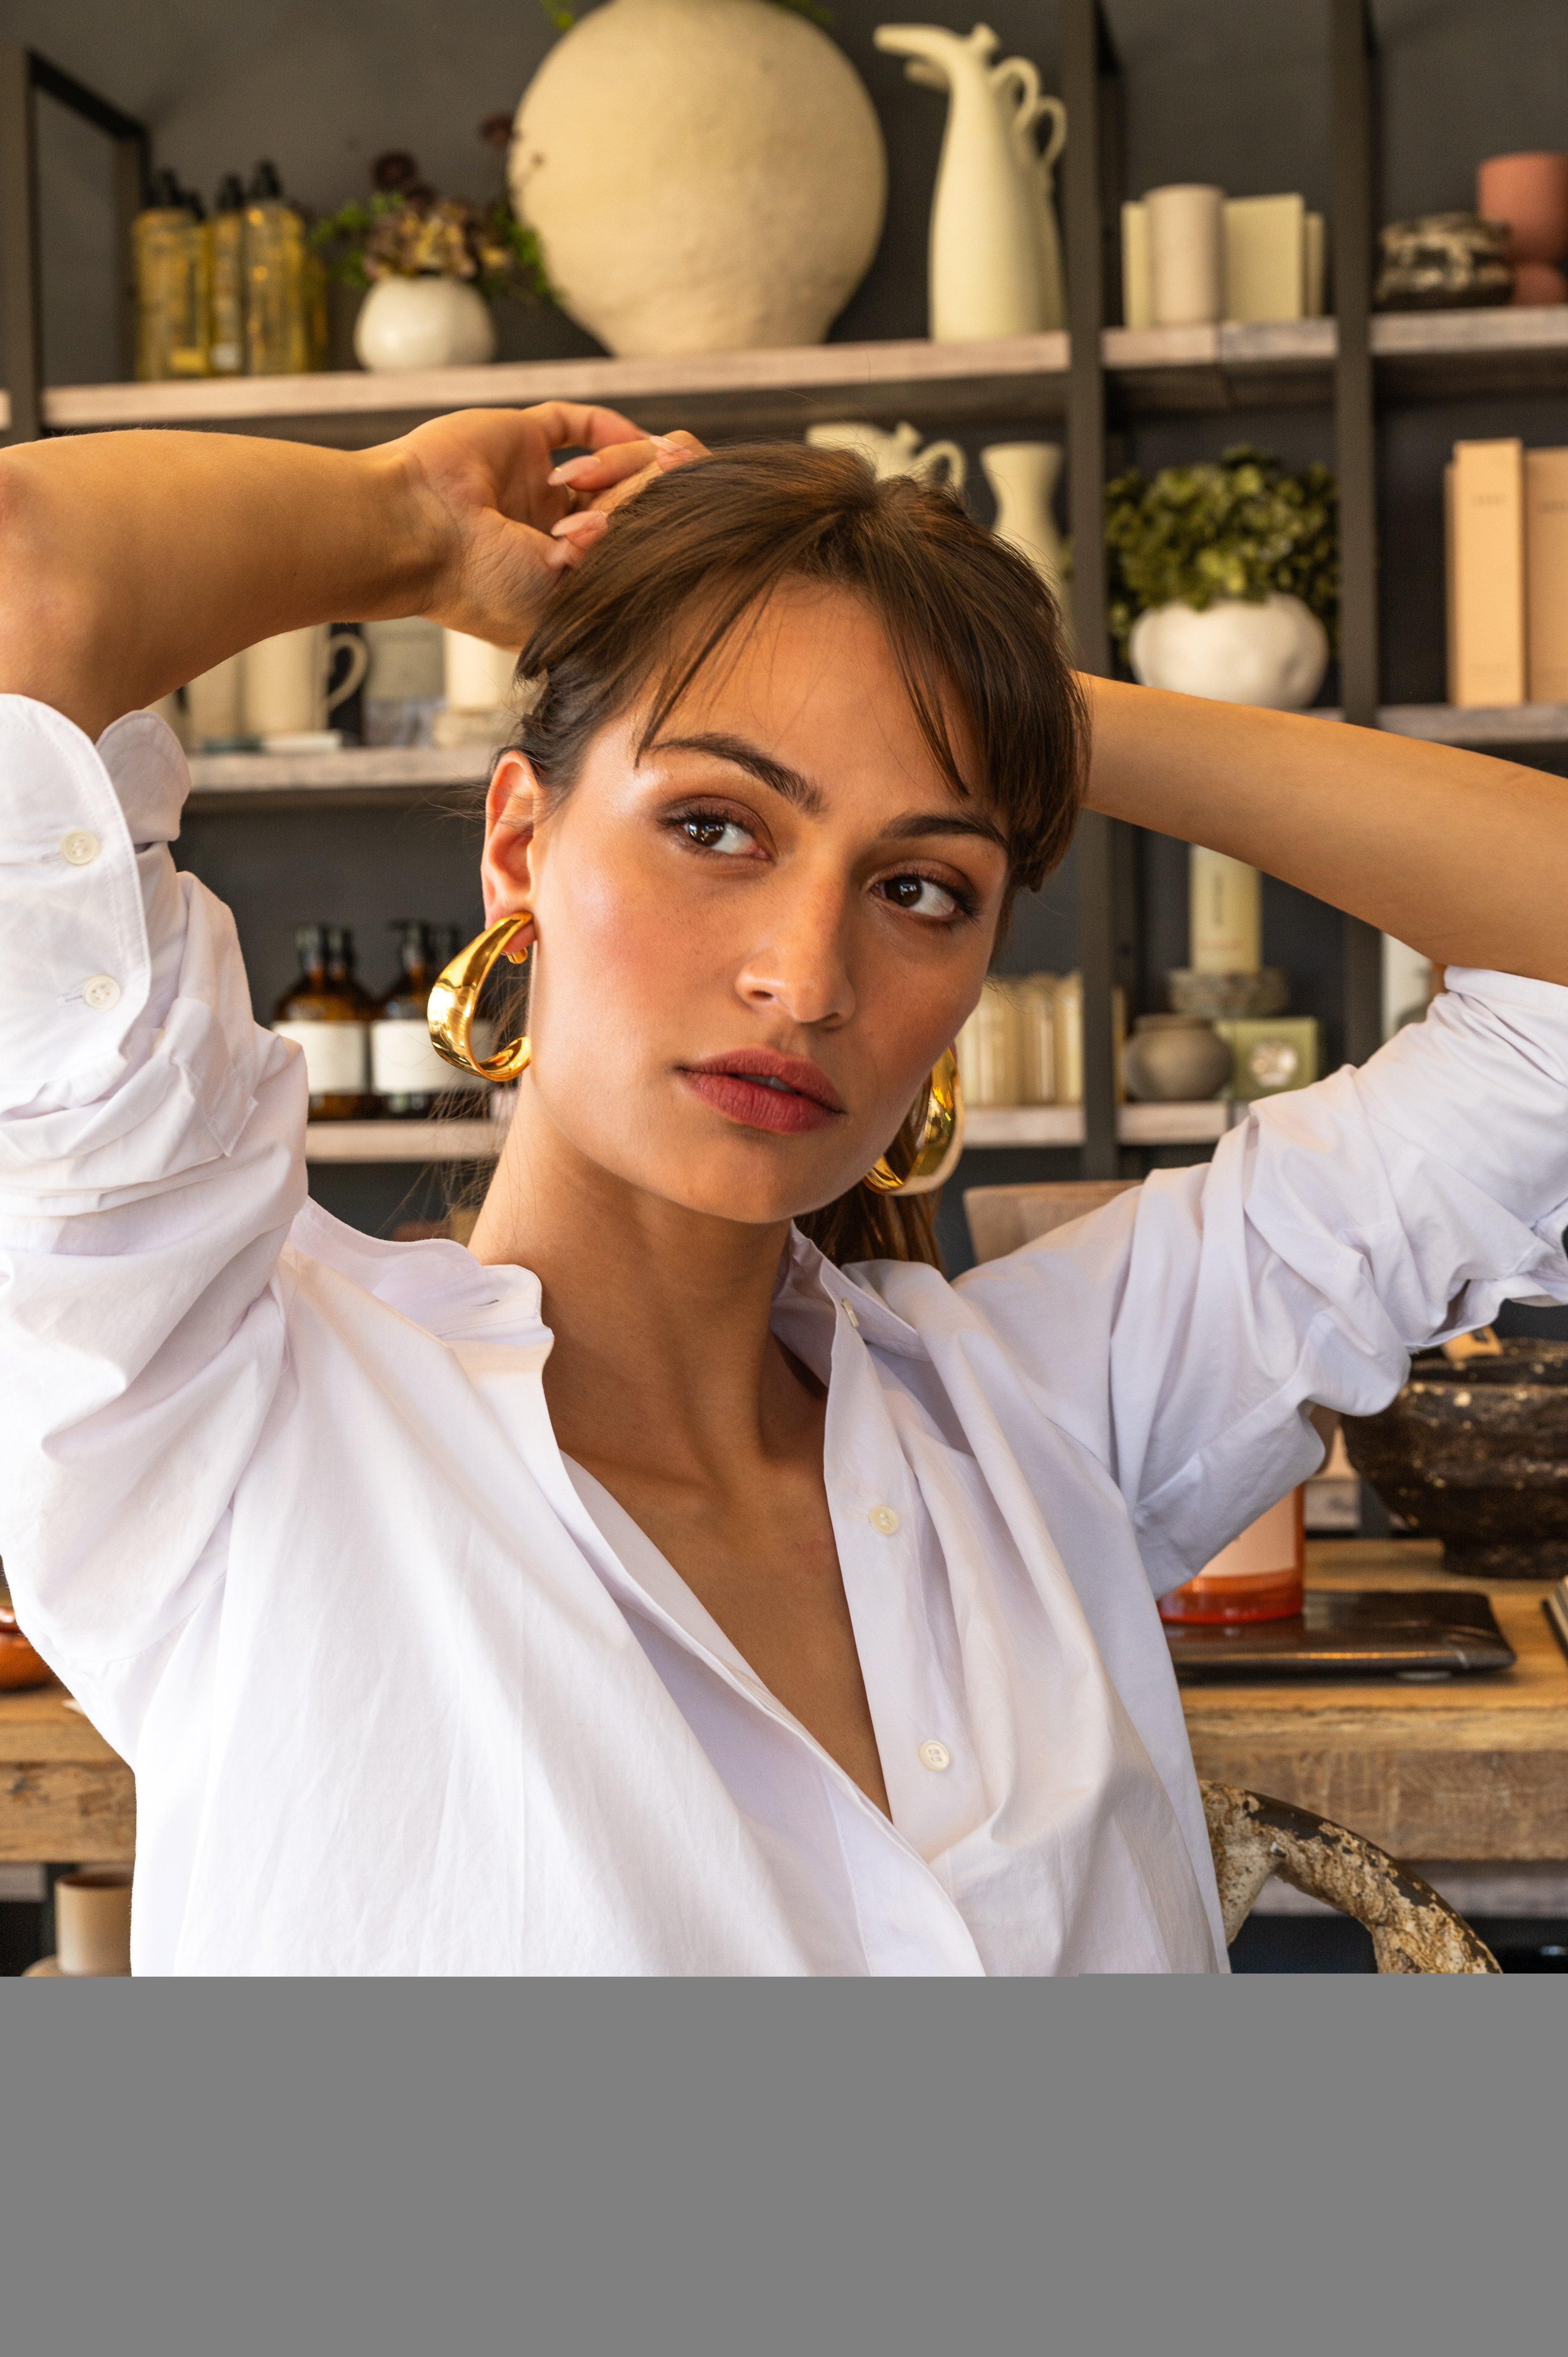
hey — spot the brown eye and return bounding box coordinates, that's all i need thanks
[881,873,961,919]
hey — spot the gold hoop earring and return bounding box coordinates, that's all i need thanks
[427,913,533,1083]
[863,1049,965,1196]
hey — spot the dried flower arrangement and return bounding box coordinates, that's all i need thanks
[1103,446,1339,657]
[313,124,553,302]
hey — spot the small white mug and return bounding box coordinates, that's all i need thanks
[443,629,522,714]
[243,625,369,737]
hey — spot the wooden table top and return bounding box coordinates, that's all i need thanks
[3,1539,1565,1869]
[0,1682,134,1863]
[1183,1540,1568,1861]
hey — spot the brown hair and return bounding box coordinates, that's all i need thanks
[502,442,1088,1270]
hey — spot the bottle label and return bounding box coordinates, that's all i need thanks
[370,1019,482,1095]
[273,1020,367,1094]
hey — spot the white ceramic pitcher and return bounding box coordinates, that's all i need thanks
[875,21,1065,339]
[807,418,966,490]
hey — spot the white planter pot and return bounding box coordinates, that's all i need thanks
[354,276,498,372]
[510,0,886,357]
[1128,592,1330,709]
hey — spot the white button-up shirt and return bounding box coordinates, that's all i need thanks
[4,697,1568,1975]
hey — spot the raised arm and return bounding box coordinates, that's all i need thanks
[0,404,679,739]
[1082,675,1568,986]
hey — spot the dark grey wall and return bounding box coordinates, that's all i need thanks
[8,0,1568,1254]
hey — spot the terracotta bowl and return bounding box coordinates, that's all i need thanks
[1342,1340,1568,1576]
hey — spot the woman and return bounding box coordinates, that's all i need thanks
[2,406,1566,1975]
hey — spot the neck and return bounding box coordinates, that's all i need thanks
[470,1078,813,1486]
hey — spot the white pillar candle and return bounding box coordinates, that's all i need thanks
[1146,184,1225,327]
[1190,847,1262,974]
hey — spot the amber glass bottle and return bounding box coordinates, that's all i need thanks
[370,921,469,1118]
[270,924,373,1119]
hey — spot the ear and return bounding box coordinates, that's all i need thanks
[480,749,543,933]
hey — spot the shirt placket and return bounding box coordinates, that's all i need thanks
[823,1291,987,1862]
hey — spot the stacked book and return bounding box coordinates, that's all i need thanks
[1446,438,1568,707]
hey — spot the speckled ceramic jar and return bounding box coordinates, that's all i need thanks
[1342,1340,1568,1576]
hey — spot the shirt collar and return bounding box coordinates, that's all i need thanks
[770,1225,929,1377]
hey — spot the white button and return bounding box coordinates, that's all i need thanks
[841,1299,860,1329]
[81,974,122,1012]
[60,830,101,867]
[869,1505,900,1536]
[918,1740,952,1773]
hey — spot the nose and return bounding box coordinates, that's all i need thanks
[733,871,857,1030]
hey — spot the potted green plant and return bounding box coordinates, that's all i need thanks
[314,133,553,373]
[1104,447,1338,709]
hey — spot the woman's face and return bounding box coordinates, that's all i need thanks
[480,583,1009,1226]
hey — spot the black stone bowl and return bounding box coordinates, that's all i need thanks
[1342,1341,1568,1577]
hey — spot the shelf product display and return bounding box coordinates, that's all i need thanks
[1213,1016,1321,1101]
[1446,438,1568,708]
[1121,187,1324,329]
[371,923,491,1118]
[133,158,321,382]
[270,924,375,1120]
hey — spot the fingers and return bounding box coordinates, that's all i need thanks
[522,400,647,455]
[548,431,705,497]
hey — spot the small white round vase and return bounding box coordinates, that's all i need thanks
[511,0,886,356]
[1128,593,1330,709]
[354,277,498,372]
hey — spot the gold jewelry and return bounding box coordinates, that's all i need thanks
[863,1050,965,1196]
[427,913,533,1083]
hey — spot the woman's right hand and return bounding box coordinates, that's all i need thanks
[404,405,706,648]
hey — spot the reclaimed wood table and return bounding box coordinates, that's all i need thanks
[0,1685,134,1864]
[1183,1539,1568,1876]
[2,1539,1564,1886]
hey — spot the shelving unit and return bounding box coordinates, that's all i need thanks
[11,308,1568,449]
[5,2,1559,1193]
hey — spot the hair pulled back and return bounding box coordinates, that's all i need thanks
[503,442,1089,1270]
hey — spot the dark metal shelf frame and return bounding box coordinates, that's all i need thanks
[0,46,148,448]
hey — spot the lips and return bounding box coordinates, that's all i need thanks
[679,1048,846,1136]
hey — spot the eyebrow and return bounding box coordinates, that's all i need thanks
[650,731,1009,855]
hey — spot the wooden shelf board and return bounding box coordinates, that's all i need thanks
[1377,700,1568,747]
[44,334,1072,446]
[43,310,1568,447]
[306,1102,1238,1165]
[305,1119,505,1163]
[186,741,493,813]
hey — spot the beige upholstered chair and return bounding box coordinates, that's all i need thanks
[961,1185,1499,1973]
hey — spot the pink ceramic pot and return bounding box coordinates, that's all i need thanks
[1477,152,1568,264]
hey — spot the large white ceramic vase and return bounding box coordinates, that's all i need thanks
[511,0,887,356]
[354,276,498,371]
[1128,592,1330,710]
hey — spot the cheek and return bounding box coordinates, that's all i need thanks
[529,832,710,1082]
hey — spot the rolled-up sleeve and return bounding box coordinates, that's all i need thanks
[955,968,1568,1592]
[0,697,305,1677]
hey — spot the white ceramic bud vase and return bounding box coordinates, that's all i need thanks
[982,442,1065,599]
[512,0,886,356]
[354,276,498,371]
[1128,593,1330,710]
